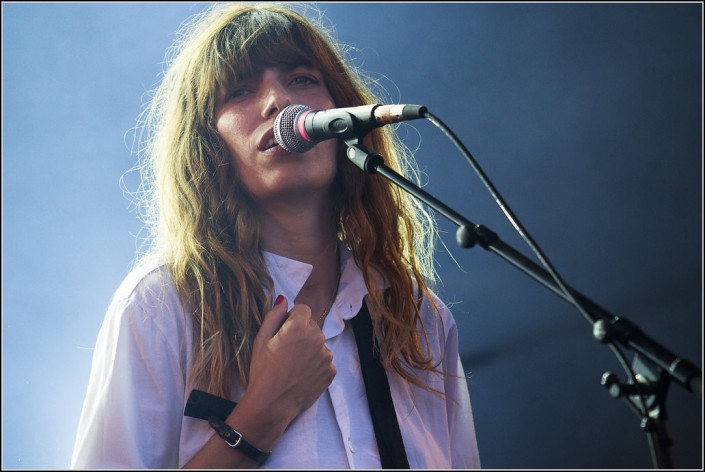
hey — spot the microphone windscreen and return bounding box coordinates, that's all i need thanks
[274,104,315,153]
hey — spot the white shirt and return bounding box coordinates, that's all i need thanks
[71,246,481,469]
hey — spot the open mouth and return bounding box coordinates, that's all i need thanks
[260,132,280,151]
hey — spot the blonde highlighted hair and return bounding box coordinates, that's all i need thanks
[135,2,441,397]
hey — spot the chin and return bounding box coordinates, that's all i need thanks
[259,178,336,204]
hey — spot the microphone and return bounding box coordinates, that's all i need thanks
[274,103,427,153]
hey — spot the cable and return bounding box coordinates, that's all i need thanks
[423,111,648,414]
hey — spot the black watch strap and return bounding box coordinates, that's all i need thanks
[208,416,271,466]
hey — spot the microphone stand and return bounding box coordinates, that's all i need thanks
[344,141,702,469]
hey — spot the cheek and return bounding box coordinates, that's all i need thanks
[216,114,238,148]
[216,113,250,165]
[325,140,342,169]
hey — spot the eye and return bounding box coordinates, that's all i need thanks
[290,75,319,87]
[226,87,252,101]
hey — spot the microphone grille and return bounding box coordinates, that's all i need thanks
[274,104,315,154]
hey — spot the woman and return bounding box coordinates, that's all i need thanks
[71,3,481,469]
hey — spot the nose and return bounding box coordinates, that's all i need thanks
[260,69,291,120]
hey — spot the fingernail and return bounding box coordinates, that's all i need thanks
[274,294,286,306]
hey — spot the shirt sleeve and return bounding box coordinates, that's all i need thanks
[444,313,482,469]
[70,269,189,469]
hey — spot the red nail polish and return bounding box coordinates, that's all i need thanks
[274,295,286,306]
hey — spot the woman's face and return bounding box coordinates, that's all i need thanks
[215,64,339,204]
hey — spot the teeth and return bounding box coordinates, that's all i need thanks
[265,138,277,150]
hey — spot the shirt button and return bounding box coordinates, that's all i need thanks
[348,438,356,453]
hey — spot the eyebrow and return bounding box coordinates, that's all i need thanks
[221,63,318,94]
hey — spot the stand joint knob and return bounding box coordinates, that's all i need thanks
[601,371,655,398]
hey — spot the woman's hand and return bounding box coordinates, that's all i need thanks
[183,296,336,468]
[245,295,337,422]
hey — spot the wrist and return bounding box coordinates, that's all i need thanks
[208,416,271,466]
[225,391,293,452]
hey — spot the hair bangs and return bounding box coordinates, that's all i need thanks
[212,9,316,96]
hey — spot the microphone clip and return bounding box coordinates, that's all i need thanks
[344,142,385,173]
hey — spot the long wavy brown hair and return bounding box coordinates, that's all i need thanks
[135,3,442,397]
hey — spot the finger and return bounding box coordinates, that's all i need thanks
[256,294,289,340]
[285,303,312,325]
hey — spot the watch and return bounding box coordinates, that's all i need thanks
[208,416,271,466]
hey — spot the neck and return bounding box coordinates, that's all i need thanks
[256,195,337,263]
[254,196,341,326]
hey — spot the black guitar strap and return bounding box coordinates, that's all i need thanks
[350,299,411,469]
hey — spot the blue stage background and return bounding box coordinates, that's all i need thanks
[3,2,702,468]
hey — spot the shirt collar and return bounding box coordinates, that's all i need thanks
[262,244,374,339]
[261,250,313,310]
